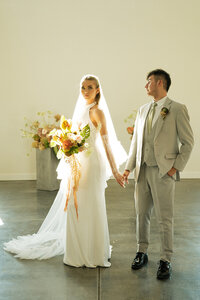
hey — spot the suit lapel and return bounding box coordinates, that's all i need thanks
[141,102,152,134]
[154,97,172,141]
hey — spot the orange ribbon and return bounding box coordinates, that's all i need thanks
[64,154,81,218]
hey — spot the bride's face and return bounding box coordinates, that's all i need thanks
[81,80,99,104]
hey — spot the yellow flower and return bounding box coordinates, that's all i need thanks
[53,135,59,141]
[32,141,39,148]
[60,116,72,131]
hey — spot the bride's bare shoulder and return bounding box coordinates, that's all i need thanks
[90,107,105,121]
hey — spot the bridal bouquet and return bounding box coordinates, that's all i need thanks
[49,116,90,218]
[49,116,90,159]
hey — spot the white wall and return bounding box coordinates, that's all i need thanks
[0,0,199,180]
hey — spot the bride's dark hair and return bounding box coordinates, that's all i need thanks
[81,75,101,104]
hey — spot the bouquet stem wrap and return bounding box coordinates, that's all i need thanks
[64,154,81,218]
[49,116,90,219]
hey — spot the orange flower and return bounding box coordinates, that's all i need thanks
[63,139,73,151]
[127,126,134,135]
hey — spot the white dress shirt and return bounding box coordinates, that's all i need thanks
[152,96,168,127]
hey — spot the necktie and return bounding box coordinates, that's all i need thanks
[147,102,157,133]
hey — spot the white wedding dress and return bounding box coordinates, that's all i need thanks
[4,76,127,267]
[63,102,111,267]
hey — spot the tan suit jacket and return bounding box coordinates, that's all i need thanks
[125,98,194,181]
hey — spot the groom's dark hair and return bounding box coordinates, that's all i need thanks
[147,69,171,92]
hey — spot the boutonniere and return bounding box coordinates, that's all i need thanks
[160,107,169,119]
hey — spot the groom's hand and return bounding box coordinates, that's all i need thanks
[167,167,177,177]
[123,170,130,184]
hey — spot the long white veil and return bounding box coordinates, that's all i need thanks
[4,74,127,260]
[57,74,127,180]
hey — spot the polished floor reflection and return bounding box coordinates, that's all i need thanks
[0,179,199,300]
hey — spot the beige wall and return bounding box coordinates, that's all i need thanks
[0,0,199,180]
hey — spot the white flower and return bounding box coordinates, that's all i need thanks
[49,128,57,136]
[56,129,63,137]
[50,140,57,147]
[42,128,47,135]
[67,133,76,141]
[57,149,63,159]
[76,135,83,144]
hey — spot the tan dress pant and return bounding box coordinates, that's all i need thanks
[134,163,175,262]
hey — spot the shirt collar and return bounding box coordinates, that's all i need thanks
[152,96,168,107]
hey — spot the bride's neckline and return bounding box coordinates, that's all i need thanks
[85,101,97,109]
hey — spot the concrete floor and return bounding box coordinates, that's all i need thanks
[0,179,200,300]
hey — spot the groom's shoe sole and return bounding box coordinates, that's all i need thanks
[131,253,148,270]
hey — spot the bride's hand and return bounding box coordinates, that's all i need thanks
[113,171,125,188]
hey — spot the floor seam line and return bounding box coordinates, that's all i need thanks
[97,267,101,300]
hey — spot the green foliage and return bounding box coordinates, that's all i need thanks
[41,137,49,149]
[68,146,79,155]
[124,110,137,125]
[80,124,90,139]
[33,134,40,141]
[53,145,59,156]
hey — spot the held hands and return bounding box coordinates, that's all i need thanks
[113,171,125,188]
[123,170,130,185]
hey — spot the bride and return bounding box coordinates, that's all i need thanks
[4,75,127,268]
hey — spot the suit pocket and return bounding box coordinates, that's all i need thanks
[165,153,178,159]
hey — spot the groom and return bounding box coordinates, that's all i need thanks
[123,69,194,279]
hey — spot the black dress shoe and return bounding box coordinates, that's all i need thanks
[131,252,148,270]
[157,260,172,280]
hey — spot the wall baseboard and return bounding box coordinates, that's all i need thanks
[0,173,36,180]
[179,172,200,179]
[127,172,200,179]
[0,172,200,181]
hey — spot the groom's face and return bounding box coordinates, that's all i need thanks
[145,75,158,97]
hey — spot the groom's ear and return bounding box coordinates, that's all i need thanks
[157,79,163,88]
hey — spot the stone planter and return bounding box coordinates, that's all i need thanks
[36,148,60,191]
